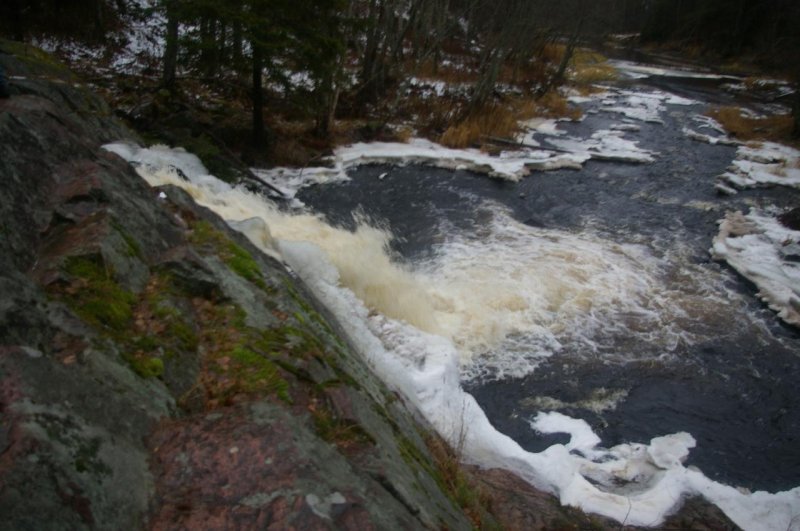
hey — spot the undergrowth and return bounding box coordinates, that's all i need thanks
[439,103,522,148]
[395,424,498,529]
[707,106,794,142]
[439,93,581,149]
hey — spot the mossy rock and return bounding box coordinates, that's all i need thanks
[62,255,136,332]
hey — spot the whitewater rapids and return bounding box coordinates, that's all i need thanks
[104,141,800,530]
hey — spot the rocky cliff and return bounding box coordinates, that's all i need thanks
[0,42,486,530]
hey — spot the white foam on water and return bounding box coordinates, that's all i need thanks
[103,141,800,530]
[521,388,629,414]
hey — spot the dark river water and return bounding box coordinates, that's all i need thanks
[297,75,800,492]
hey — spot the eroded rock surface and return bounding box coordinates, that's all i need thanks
[0,45,471,530]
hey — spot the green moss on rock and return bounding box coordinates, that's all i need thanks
[129,356,165,378]
[63,256,135,332]
[189,220,268,290]
[229,346,289,400]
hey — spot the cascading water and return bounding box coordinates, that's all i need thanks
[102,70,800,529]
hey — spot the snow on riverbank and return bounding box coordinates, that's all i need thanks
[35,0,164,75]
[250,83,711,200]
[252,133,660,200]
[610,59,741,83]
[684,115,741,146]
[712,209,800,327]
[717,142,800,192]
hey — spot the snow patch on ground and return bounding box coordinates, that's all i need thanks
[718,142,800,191]
[712,209,800,327]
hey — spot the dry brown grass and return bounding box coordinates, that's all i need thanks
[570,63,618,85]
[569,49,618,86]
[536,44,618,86]
[535,91,582,120]
[438,93,581,149]
[422,434,497,529]
[707,106,794,141]
[393,126,414,143]
[439,103,521,148]
[540,43,566,65]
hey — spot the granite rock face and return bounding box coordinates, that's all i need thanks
[0,44,472,530]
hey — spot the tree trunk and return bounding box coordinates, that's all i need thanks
[359,0,386,103]
[93,0,105,41]
[8,0,25,41]
[732,0,747,54]
[232,21,243,66]
[316,76,341,138]
[162,0,179,91]
[469,48,503,111]
[793,85,800,138]
[539,17,583,96]
[203,18,219,78]
[251,45,266,152]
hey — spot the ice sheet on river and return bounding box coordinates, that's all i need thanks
[104,141,800,531]
[253,133,659,200]
[592,87,698,123]
[717,142,800,192]
[712,209,800,327]
[609,59,741,83]
[683,114,740,146]
[253,138,589,199]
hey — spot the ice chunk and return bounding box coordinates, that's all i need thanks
[717,142,800,191]
[712,209,800,326]
[647,432,696,469]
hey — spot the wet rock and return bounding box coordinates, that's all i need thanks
[778,206,800,231]
[0,44,473,531]
[780,242,800,262]
[465,467,739,530]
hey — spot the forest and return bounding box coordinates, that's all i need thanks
[2,0,799,166]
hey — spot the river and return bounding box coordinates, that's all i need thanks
[297,73,800,493]
[105,58,800,529]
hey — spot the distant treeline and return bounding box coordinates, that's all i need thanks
[641,0,800,69]
[2,0,797,141]
[0,0,635,143]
